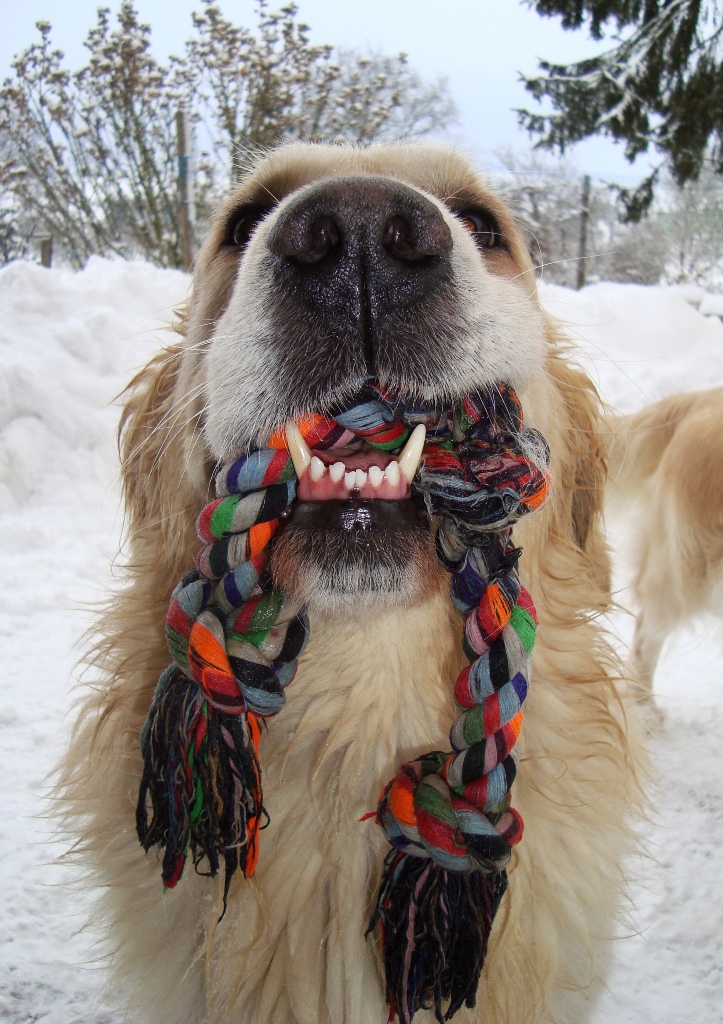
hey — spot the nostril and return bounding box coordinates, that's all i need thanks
[293,216,340,265]
[382,216,428,262]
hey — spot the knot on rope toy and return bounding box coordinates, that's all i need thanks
[135,381,550,1014]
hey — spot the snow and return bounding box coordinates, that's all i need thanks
[0,257,186,1023]
[665,282,708,308]
[1,261,722,1023]
[539,280,723,413]
[699,293,723,319]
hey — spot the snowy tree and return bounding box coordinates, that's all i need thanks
[493,150,669,286]
[184,2,455,182]
[657,160,723,283]
[0,1,456,266]
[294,49,456,147]
[519,1,723,218]
[183,1,334,182]
[494,150,589,286]
[0,7,194,267]
[0,200,24,265]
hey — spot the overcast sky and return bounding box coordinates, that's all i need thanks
[0,0,654,184]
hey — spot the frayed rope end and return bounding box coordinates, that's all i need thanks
[368,849,508,1024]
[135,666,264,917]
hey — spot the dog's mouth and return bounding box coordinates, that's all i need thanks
[268,418,436,609]
[286,421,426,503]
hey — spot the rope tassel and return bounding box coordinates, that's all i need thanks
[135,448,307,905]
[136,666,263,906]
[369,850,508,1024]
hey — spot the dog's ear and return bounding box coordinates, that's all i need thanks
[118,337,210,588]
[545,339,608,555]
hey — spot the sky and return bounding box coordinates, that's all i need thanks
[0,0,654,185]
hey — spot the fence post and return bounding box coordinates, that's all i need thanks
[576,175,591,290]
[176,107,196,272]
[40,236,53,268]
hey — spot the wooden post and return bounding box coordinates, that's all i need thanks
[576,175,591,290]
[176,107,196,272]
[40,236,53,268]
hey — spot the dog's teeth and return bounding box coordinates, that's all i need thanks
[285,421,312,478]
[329,461,345,483]
[310,456,326,482]
[385,460,400,487]
[354,469,367,489]
[396,424,426,484]
[344,471,356,489]
[368,465,384,489]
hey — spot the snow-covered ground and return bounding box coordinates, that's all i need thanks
[1,259,722,1022]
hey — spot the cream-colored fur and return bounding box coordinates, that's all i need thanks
[608,386,723,706]
[59,143,644,1024]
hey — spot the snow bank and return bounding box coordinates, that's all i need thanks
[0,258,187,1023]
[539,280,723,411]
[0,261,722,1022]
[0,256,187,510]
[699,292,723,318]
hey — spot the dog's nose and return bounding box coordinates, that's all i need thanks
[267,176,453,374]
[271,178,452,266]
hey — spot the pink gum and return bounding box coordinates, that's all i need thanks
[296,471,411,502]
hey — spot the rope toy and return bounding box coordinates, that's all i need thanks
[135,381,551,1021]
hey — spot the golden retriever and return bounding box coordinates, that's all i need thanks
[60,143,643,1024]
[608,386,723,711]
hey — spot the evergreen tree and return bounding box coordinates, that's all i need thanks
[519,1,723,218]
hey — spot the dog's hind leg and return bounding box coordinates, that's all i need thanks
[629,610,668,725]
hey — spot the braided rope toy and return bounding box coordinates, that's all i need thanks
[135,382,550,1023]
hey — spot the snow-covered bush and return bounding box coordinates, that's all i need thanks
[0,1,455,269]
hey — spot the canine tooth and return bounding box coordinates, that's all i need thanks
[368,465,384,489]
[344,471,356,490]
[285,421,312,478]
[396,424,426,484]
[310,456,326,482]
[385,460,400,487]
[354,469,367,489]
[330,461,346,483]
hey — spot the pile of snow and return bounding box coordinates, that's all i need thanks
[664,282,723,320]
[0,260,722,1022]
[0,257,186,512]
[0,258,187,1024]
[540,280,723,411]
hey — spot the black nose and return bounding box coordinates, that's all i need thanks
[270,177,452,266]
[267,176,453,374]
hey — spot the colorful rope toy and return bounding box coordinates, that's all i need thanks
[135,382,551,1023]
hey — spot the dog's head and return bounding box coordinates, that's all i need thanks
[136,144,553,612]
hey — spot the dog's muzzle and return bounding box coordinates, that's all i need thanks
[264,177,451,553]
[267,176,453,378]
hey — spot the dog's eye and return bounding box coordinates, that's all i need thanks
[458,211,499,248]
[227,209,265,248]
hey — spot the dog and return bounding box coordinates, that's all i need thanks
[608,386,723,712]
[60,143,643,1024]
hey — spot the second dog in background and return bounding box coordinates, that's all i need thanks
[608,386,723,712]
